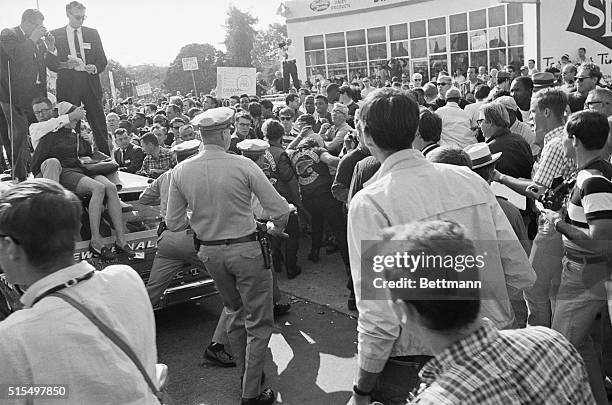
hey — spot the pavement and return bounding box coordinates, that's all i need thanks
[156,245,359,405]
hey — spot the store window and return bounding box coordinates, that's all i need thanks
[469,9,486,30]
[347,46,367,62]
[349,62,368,79]
[488,6,506,27]
[326,32,345,48]
[507,3,523,24]
[470,30,487,51]
[411,38,428,58]
[306,66,326,80]
[412,60,430,82]
[328,64,347,79]
[429,36,447,54]
[488,27,506,48]
[450,33,468,52]
[450,13,468,33]
[368,43,388,60]
[391,41,410,58]
[305,51,325,66]
[304,35,324,51]
[327,48,346,64]
[367,27,387,44]
[346,29,366,46]
[451,52,469,76]
[410,20,426,38]
[508,47,524,70]
[428,17,446,36]
[489,48,507,70]
[430,55,448,79]
[507,25,523,46]
[390,24,408,41]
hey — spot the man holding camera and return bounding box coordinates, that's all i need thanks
[0,9,54,181]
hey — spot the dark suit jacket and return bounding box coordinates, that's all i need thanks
[0,26,47,109]
[114,143,145,174]
[46,26,107,98]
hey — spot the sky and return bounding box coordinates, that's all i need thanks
[0,0,285,66]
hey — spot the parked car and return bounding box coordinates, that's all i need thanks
[0,172,217,321]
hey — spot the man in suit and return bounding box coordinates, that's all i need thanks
[113,128,144,174]
[0,9,52,181]
[46,1,110,155]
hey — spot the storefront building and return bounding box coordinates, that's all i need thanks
[283,0,612,83]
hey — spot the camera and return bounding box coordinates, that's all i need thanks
[538,176,575,211]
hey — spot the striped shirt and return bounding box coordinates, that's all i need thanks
[532,126,576,187]
[564,158,612,256]
[413,321,595,404]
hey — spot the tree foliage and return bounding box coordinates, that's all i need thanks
[100,59,133,98]
[127,64,167,93]
[224,6,257,67]
[251,23,287,81]
[163,43,223,95]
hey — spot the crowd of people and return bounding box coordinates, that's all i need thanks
[1,2,612,405]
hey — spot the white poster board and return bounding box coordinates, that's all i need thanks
[215,67,256,98]
[135,83,152,96]
[182,57,199,71]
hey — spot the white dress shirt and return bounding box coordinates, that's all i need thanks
[347,150,535,373]
[436,101,476,148]
[66,25,86,64]
[0,262,159,404]
[29,115,70,150]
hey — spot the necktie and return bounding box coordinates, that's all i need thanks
[74,29,82,59]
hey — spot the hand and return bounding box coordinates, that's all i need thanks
[541,208,561,225]
[29,25,47,42]
[44,32,55,52]
[319,123,331,133]
[525,183,546,200]
[85,64,97,75]
[266,222,289,239]
[68,106,86,121]
[492,169,503,183]
[346,393,371,405]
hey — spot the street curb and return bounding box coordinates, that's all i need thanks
[280,289,358,320]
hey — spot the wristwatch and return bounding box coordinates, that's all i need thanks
[553,217,563,230]
[352,385,372,397]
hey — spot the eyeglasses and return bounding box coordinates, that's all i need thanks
[33,108,52,115]
[0,233,19,244]
[586,101,608,108]
[70,14,87,21]
[437,82,451,87]
[576,77,591,82]
[279,116,293,121]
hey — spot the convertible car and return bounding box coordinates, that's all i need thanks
[0,172,217,321]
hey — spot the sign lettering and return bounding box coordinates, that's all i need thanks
[568,0,612,48]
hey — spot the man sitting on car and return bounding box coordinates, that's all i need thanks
[0,179,160,403]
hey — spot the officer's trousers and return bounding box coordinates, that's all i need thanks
[197,240,273,399]
[147,229,229,346]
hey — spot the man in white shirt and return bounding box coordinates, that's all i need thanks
[346,88,535,405]
[281,38,300,92]
[0,179,159,404]
[436,87,475,148]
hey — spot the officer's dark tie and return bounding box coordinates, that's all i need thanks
[73,29,82,59]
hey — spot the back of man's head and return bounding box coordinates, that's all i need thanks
[262,119,285,142]
[382,220,481,332]
[141,132,159,147]
[419,110,442,143]
[474,84,491,100]
[565,110,609,151]
[427,146,473,168]
[359,88,419,151]
[422,82,438,101]
[0,179,82,271]
[22,9,44,25]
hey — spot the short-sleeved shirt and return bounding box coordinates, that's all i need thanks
[532,126,576,188]
[138,147,173,178]
[564,158,612,256]
[288,143,332,198]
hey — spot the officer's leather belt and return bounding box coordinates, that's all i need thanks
[565,251,609,264]
[197,233,257,246]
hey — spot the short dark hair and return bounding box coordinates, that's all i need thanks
[474,84,491,100]
[31,96,52,108]
[339,85,355,99]
[240,94,250,100]
[382,220,480,332]
[248,102,262,118]
[262,119,284,142]
[418,110,442,143]
[314,94,328,104]
[360,88,419,151]
[285,93,299,104]
[580,62,603,83]
[0,179,82,269]
[528,59,535,64]
[169,96,183,109]
[235,110,253,123]
[166,104,181,114]
[205,95,219,107]
[141,132,159,147]
[22,9,44,24]
[467,66,477,72]
[66,1,86,12]
[296,113,316,127]
[169,117,185,126]
[278,107,295,118]
[427,146,473,168]
[579,47,586,52]
[113,128,129,138]
[260,99,273,110]
[514,76,534,92]
[565,110,610,151]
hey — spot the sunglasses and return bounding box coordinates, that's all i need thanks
[576,76,591,82]
[279,116,293,121]
[437,82,451,87]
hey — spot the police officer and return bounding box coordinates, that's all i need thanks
[139,139,234,368]
[166,107,290,405]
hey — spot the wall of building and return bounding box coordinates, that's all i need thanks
[286,0,534,83]
[540,0,612,79]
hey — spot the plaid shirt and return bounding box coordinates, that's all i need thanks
[412,321,595,404]
[532,126,576,187]
[138,147,174,178]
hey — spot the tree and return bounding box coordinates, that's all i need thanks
[224,6,257,67]
[163,43,219,95]
[127,64,167,94]
[100,59,134,99]
[252,23,287,81]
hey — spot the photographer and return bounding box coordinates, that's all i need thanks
[492,88,575,328]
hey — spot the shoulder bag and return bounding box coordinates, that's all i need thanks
[76,135,119,175]
[51,292,175,404]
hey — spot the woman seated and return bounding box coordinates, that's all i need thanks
[30,102,135,260]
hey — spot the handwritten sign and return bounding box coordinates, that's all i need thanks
[135,83,152,96]
[216,67,256,98]
[182,57,199,71]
